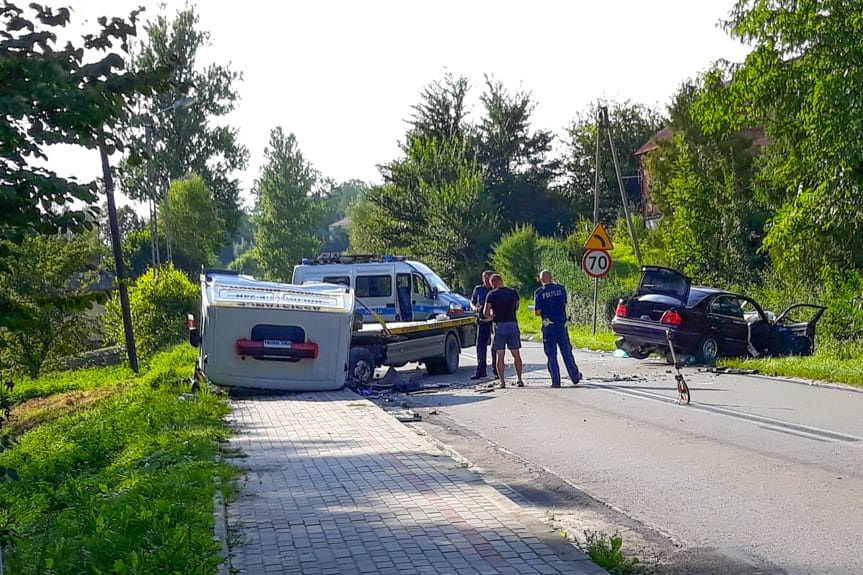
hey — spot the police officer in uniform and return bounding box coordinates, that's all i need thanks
[534,270,581,387]
[470,270,497,379]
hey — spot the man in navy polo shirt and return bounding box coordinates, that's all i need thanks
[470,270,497,380]
[534,270,581,387]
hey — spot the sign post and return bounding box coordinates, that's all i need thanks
[583,223,614,334]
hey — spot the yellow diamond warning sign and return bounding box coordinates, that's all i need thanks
[583,223,613,251]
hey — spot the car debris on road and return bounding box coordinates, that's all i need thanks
[391,408,421,422]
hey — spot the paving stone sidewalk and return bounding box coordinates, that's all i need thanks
[223,390,606,575]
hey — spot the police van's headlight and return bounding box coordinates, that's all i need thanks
[448,303,465,313]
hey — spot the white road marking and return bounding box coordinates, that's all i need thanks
[454,350,863,445]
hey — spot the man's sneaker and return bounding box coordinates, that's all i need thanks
[516,380,525,387]
[497,381,507,389]
[550,383,561,388]
[570,372,582,385]
[470,373,487,381]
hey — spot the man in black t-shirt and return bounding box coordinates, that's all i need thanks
[483,274,524,388]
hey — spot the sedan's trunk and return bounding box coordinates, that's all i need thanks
[625,294,681,321]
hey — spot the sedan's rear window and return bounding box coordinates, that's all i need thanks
[687,289,714,307]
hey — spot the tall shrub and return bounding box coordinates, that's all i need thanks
[104,266,198,358]
[492,225,540,295]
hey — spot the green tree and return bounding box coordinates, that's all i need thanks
[103,264,198,357]
[220,208,255,267]
[99,203,146,243]
[159,174,225,274]
[562,101,665,222]
[695,0,863,280]
[0,231,105,378]
[1,2,165,328]
[352,137,496,291]
[414,143,496,291]
[122,228,155,279]
[122,6,249,236]
[324,180,369,221]
[0,3,159,258]
[645,81,770,285]
[320,180,369,253]
[252,127,324,282]
[351,76,509,288]
[347,189,400,255]
[477,77,565,235]
[409,73,471,142]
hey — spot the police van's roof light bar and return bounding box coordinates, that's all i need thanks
[303,253,407,265]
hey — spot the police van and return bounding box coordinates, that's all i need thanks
[291,254,472,323]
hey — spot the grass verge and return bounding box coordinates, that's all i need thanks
[517,301,617,351]
[720,353,863,388]
[0,345,236,575]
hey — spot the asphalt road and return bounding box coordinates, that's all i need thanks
[390,341,863,575]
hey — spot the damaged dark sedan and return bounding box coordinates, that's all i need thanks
[612,267,826,363]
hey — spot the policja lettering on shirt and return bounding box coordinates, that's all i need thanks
[533,270,581,387]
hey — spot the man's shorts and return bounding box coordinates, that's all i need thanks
[492,321,521,351]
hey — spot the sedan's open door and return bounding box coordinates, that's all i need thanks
[776,304,827,351]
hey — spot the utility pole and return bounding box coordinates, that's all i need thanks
[146,122,160,269]
[603,107,643,267]
[592,107,603,335]
[163,174,173,264]
[100,146,139,373]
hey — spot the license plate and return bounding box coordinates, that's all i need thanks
[262,339,293,349]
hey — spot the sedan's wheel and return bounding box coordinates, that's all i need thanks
[697,337,719,364]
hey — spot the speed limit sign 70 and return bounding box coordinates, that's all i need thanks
[582,249,612,278]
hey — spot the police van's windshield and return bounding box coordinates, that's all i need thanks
[409,262,450,292]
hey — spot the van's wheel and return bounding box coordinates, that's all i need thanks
[697,337,719,364]
[426,333,460,375]
[348,347,376,386]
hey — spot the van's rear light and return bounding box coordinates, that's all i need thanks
[660,310,683,326]
[235,338,319,360]
[615,303,627,318]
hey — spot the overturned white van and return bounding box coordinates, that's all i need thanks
[192,270,354,391]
